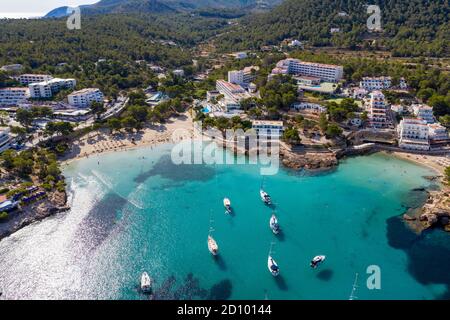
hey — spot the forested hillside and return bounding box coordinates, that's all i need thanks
[0,13,226,67]
[45,0,282,17]
[0,13,231,97]
[217,0,449,57]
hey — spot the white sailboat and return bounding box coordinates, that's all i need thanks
[260,189,272,205]
[223,198,232,214]
[310,255,326,269]
[208,235,219,256]
[207,215,219,256]
[140,272,152,293]
[267,243,280,276]
[269,214,280,234]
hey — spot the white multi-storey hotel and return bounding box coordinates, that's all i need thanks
[398,118,430,151]
[68,88,104,108]
[428,123,449,144]
[17,74,53,85]
[359,77,392,91]
[0,127,12,153]
[251,120,284,138]
[215,80,251,110]
[0,87,30,106]
[29,78,76,99]
[228,66,259,86]
[270,59,344,82]
[367,91,389,128]
[412,104,435,124]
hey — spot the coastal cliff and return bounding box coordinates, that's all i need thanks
[417,189,450,232]
[280,149,338,170]
[0,190,70,241]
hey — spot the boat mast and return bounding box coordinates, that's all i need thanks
[349,273,359,300]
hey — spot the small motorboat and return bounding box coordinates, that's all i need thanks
[269,214,280,235]
[223,198,232,214]
[268,256,280,276]
[141,272,152,293]
[208,235,219,256]
[260,189,272,205]
[310,255,326,269]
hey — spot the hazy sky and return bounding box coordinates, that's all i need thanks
[0,0,99,18]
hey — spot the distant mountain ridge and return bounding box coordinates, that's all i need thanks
[45,0,282,18]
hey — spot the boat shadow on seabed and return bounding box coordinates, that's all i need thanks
[213,254,227,271]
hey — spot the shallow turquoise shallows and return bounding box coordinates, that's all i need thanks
[0,144,449,300]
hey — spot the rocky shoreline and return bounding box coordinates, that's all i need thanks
[280,149,339,170]
[0,190,70,241]
[404,188,450,233]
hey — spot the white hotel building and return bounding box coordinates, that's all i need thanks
[0,128,12,153]
[228,66,259,86]
[29,78,76,99]
[68,88,104,108]
[251,120,284,138]
[428,123,449,144]
[17,74,53,85]
[412,104,435,124]
[291,102,326,115]
[398,118,430,151]
[0,87,30,106]
[359,77,392,91]
[215,80,251,110]
[367,91,389,128]
[270,59,344,82]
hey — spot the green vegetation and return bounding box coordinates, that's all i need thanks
[282,126,301,144]
[325,98,359,122]
[445,166,450,185]
[217,0,449,57]
[44,122,74,137]
[0,149,63,191]
[325,123,343,139]
[0,13,231,96]
[196,114,252,131]
[0,211,8,221]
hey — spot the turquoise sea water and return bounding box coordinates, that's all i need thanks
[0,144,449,300]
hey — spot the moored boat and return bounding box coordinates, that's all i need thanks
[260,189,272,205]
[310,255,326,269]
[267,256,280,276]
[208,235,219,256]
[223,198,232,214]
[140,272,152,293]
[269,214,280,234]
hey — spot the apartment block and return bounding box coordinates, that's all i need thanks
[367,91,389,128]
[17,74,53,85]
[68,88,104,108]
[270,59,344,82]
[29,78,77,99]
[398,118,430,151]
[228,66,259,86]
[0,87,30,106]
[412,104,435,124]
[359,77,392,91]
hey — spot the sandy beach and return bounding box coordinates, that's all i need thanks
[383,151,450,176]
[61,113,194,164]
